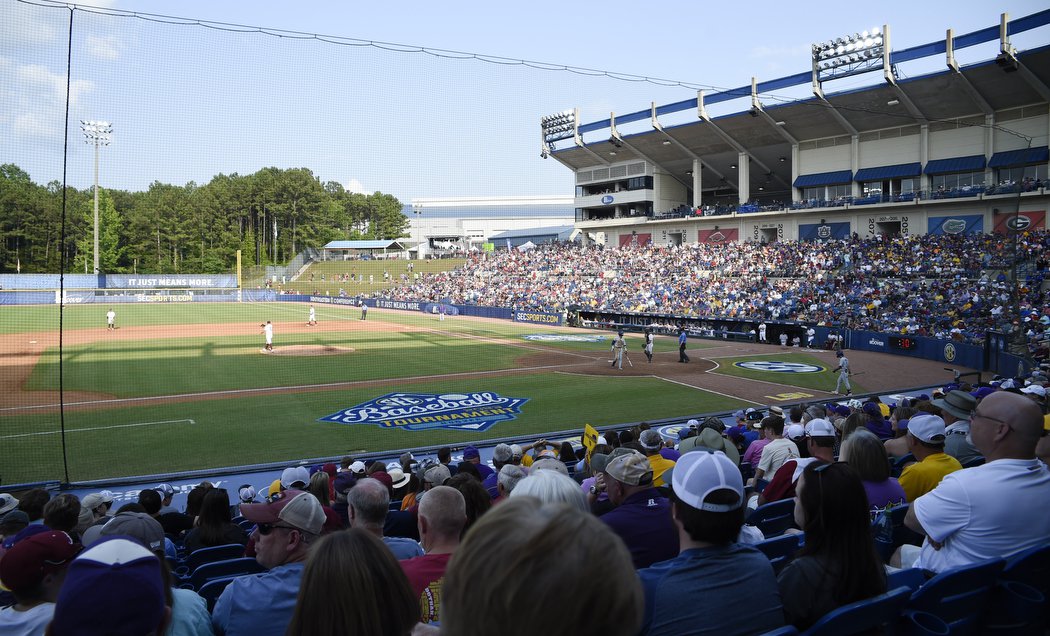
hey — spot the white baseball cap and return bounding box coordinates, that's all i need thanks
[667,450,743,512]
[1021,385,1047,398]
[908,413,947,443]
[804,418,836,438]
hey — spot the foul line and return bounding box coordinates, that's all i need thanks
[0,419,196,440]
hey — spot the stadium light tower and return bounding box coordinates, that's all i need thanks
[540,109,578,158]
[81,120,113,274]
[811,26,886,87]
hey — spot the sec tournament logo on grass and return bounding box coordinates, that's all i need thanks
[319,392,529,432]
[523,334,606,342]
[735,361,824,373]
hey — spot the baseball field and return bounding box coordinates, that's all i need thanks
[0,300,959,485]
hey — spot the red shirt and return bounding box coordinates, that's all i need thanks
[400,552,452,623]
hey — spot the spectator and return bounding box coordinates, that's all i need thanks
[306,471,344,534]
[637,450,784,635]
[50,537,170,636]
[286,529,418,636]
[639,429,675,486]
[182,488,248,553]
[510,469,588,511]
[155,483,178,514]
[438,498,643,636]
[931,390,981,465]
[494,464,526,504]
[347,478,423,560]
[144,488,193,537]
[95,510,212,635]
[897,413,963,502]
[461,446,494,480]
[437,446,460,476]
[741,411,771,466]
[0,493,18,517]
[0,530,81,633]
[42,494,80,540]
[399,485,466,625]
[899,391,1050,572]
[17,489,49,525]
[841,429,907,515]
[599,449,678,568]
[482,443,514,498]
[445,473,492,532]
[758,418,836,505]
[778,462,887,630]
[212,490,325,636]
[749,416,799,488]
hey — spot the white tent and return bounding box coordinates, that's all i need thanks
[517,241,537,252]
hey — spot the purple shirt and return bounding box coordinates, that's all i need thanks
[743,438,772,466]
[660,447,681,462]
[600,488,679,569]
[865,419,894,441]
[863,478,907,515]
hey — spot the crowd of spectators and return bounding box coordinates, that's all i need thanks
[1,372,1048,634]
[375,231,1050,345]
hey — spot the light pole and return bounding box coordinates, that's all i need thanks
[81,120,112,274]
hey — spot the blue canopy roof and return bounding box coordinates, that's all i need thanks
[793,170,853,188]
[924,155,986,175]
[988,146,1049,168]
[854,163,921,182]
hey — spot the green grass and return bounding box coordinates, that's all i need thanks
[256,257,466,297]
[710,352,869,393]
[1,374,748,483]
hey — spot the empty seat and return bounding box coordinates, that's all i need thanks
[907,557,1005,636]
[186,557,265,592]
[184,543,249,573]
[747,499,796,538]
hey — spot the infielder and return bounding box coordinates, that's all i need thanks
[307,305,316,326]
[643,327,654,363]
[261,321,274,352]
[834,350,852,395]
[610,330,627,369]
[106,308,116,330]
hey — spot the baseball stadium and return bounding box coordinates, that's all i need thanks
[1,1,1049,633]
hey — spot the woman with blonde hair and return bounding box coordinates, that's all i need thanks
[287,528,418,636]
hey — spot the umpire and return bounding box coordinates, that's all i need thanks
[678,326,689,363]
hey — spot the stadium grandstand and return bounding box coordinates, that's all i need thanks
[2,4,1050,635]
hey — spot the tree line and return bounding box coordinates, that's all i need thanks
[0,164,409,274]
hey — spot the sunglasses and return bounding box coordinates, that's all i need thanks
[256,522,298,536]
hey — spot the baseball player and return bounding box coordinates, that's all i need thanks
[758,321,768,343]
[779,332,789,347]
[834,350,852,395]
[806,326,816,348]
[643,327,654,363]
[610,330,627,369]
[106,308,116,330]
[261,321,274,352]
[308,305,316,326]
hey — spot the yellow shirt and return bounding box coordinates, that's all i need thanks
[899,452,962,502]
[647,453,676,488]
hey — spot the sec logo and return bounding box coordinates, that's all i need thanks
[944,343,957,362]
[735,361,825,373]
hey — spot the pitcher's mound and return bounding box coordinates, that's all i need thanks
[267,345,355,356]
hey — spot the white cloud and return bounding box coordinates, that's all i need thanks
[346,178,368,194]
[17,63,94,107]
[0,60,96,141]
[14,112,56,138]
[87,35,120,61]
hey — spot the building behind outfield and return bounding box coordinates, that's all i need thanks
[543,11,1050,248]
[402,196,575,255]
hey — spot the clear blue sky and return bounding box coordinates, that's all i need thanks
[1,0,1047,201]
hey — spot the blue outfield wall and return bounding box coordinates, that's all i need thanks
[845,329,984,370]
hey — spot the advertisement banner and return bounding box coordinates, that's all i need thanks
[512,310,562,326]
[798,222,850,241]
[992,210,1045,235]
[319,391,529,432]
[696,228,739,244]
[105,275,239,289]
[375,299,423,311]
[927,214,984,235]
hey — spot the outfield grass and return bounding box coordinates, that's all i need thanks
[252,257,466,297]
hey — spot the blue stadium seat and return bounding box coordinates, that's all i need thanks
[184,543,248,572]
[196,576,237,612]
[906,557,1005,636]
[747,499,796,538]
[886,567,926,593]
[800,586,916,636]
[754,533,803,575]
[891,453,915,478]
[872,503,922,562]
[757,626,798,635]
[997,541,1050,628]
[185,557,265,591]
[960,456,985,469]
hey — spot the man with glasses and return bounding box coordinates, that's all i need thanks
[897,392,1050,572]
[212,489,325,636]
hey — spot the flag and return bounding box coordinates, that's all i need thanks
[582,423,600,459]
[16,257,20,273]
